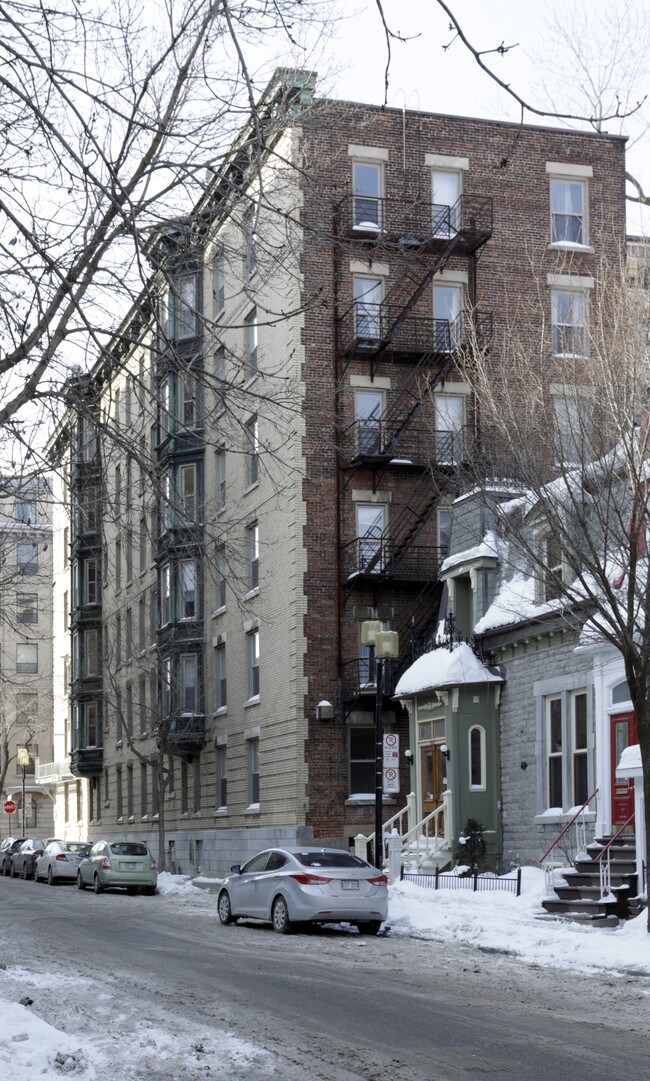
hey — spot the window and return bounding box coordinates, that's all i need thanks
[115,539,122,590]
[243,205,257,275]
[356,503,386,572]
[167,274,198,340]
[437,507,452,557]
[572,690,588,805]
[550,178,586,245]
[213,254,225,315]
[193,756,201,814]
[127,763,134,818]
[15,487,37,525]
[216,744,227,808]
[355,389,383,455]
[84,559,99,604]
[16,692,37,728]
[126,609,133,658]
[248,630,260,698]
[553,396,586,465]
[244,309,258,378]
[216,645,227,709]
[181,654,198,712]
[83,628,99,676]
[126,682,134,737]
[161,655,172,718]
[115,613,122,667]
[16,643,38,674]
[352,160,382,229]
[139,675,147,735]
[434,394,465,463]
[114,464,121,513]
[16,593,37,624]
[126,527,133,582]
[216,448,226,511]
[468,726,486,789]
[433,284,462,351]
[161,564,171,625]
[125,378,133,427]
[431,170,461,235]
[350,726,374,794]
[215,351,226,414]
[179,560,197,620]
[17,543,38,575]
[141,762,148,818]
[139,518,147,574]
[551,289,587,357]
[543,534,563,602]
[354,277,383,340]
[179,463,197,521]
[248,523,259,590]
[245,416,259,486]
[116,765,123,819]
[179,370,198,428]
[216,545,227,609]
[547,696,563,808]
[247,736,260,804]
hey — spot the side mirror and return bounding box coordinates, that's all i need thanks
[230,864,241,875]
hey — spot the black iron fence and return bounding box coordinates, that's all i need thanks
[402,866,522,896]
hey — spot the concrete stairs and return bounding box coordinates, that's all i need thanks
[541,833,640,926]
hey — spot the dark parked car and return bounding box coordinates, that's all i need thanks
[0,837,26,876]
[11,838,47,879]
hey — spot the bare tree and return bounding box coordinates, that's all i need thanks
[459,257,650,927]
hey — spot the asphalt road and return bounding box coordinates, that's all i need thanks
[1,875,649,1080]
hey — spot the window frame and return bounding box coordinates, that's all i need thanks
[16,642,38,674]
[248,629,260,699]
[549,176,588,248]
[352,159,383,230]
[546,695,563,809]
[245,416,259,487]
[16,593,38,624]
[551,288,588,358]
[349,725,375,795]
[353,276,383,341]
[247,736,260,805]
[468,725,486,790]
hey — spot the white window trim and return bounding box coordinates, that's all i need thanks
[547,273,594,289]
[350,260,389,276]
[545,162,593,178]
[468,725,487,791]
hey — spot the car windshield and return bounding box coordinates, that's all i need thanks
[109,843,148,856]
[66,842,90,853]
[295,851,369,869]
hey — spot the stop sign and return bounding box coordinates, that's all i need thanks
[3,800,16,814]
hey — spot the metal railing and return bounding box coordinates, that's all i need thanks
[339,305,492,359]
[341,538,445,582]
[402,866,522,896]
[356,791,452,872]
[592,812,636,900]
[338,193,494,247]
[539,788,598,894]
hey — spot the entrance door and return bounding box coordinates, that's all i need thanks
[421,743,446,816]
[610,712,637,827]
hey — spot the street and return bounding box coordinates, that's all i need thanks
[1,875,649,1080]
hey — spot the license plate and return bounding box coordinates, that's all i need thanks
[341,880,359,891]
[123,862,137,870]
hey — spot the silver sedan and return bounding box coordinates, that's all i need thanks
[35,840,91,884]
[217,847,388,934]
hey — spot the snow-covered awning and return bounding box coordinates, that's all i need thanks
[395,642,504,697]
[616,743,642,779]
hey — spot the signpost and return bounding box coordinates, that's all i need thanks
[383,733,400,794]
[3,800,16,815]
[17,746,30,834]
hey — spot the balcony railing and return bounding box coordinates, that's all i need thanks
[339,306,492,360]
[160,713,206,757]
[341,423,475,468]
[339,193,493,250]
[35,759,74,784]
[342,538,445,582]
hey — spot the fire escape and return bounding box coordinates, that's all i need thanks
[336,191,493,714]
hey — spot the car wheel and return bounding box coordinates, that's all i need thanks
[76,872,86,891]
[356,921,382,936]
[272,895,291,934]
[47,867,55,886]
[22,862,28,880]
[1,861,7,877]
[93,874,103,895]
[217,890,234,925]
[34,869,40,883]
[143,886,156,896]
[10,862,16,879]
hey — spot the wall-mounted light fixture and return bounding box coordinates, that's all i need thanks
[439,742,450,761]
[316,700,335,721]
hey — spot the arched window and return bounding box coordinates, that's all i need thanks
[468,725,486,790]
[611,680,630,705]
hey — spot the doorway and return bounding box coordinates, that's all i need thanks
[420,742,446,816]
[610,711,637,827]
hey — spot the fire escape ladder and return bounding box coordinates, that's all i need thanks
[394,582,444,681]
[376,235,461,352]
[383,353,455,455]
[388,473,442,566]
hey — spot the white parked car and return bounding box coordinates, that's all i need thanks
[35,840,91,884]
[217,847,388,935]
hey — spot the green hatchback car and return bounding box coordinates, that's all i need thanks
[77,840,157,895]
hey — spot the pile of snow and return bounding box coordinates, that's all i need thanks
[389,866,650,975]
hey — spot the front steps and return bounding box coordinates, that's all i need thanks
[541,833,640,925]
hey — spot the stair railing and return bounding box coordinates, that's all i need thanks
[539,788,599,894]
[592,811,635,901]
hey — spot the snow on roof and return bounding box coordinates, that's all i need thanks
[440,530,498,575]
[616,743,642,777]
[395,642,503,696]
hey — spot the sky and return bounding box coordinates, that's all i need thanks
[2,869,649,1078]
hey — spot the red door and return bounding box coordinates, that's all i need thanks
[610,712,637,827]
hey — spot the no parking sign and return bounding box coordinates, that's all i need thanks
[383,734,400,793]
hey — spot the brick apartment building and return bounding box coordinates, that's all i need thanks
[47,69,626,875]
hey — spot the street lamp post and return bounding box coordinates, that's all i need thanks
[361,621,399,869]
[17,746,30,836]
